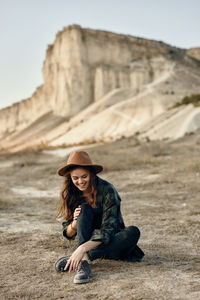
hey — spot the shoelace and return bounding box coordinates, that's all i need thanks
[77,261,89,274]
[77,261,84,271]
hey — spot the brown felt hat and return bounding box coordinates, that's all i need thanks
[57,151,103,176]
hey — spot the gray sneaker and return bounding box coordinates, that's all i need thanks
[73,260,92,284]
[55,256,71,272]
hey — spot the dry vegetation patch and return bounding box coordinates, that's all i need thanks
[0,134,200,299]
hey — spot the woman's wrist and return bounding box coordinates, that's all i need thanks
[79,244,86,253]
[70,221,77,231]
[80,240,102,252]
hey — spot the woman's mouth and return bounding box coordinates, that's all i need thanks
[79,183,86,188]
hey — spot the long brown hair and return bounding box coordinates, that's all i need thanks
[56,167,97,220]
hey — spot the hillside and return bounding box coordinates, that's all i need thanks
[0,25,200,153]
[187,47,200,61]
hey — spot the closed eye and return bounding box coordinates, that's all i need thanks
[72,174,88,180]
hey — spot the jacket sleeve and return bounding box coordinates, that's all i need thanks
[90,186,120,244]
[62,220,77,240]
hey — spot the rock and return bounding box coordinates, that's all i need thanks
[186,47,200,61]
[0,25,200,152]
[0,25,182,135]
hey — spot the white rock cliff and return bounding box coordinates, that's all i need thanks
[0,25,200,152]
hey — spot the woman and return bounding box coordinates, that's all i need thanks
[55,151,144,284]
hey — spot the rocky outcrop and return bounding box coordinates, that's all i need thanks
[186,47,200,61]
[0,25,200,152]
[0,25,183,136]
[0,86,45,136]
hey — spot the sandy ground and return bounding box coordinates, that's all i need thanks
[0,133,200,300]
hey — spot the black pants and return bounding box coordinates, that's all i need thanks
[77,204,144,261]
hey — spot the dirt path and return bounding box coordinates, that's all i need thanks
[0,134,200,299]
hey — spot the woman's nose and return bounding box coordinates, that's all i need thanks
[78,178,83,184]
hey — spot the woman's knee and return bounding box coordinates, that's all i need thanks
[126,226,140,239]
[78,203,93,220]
[81,203,93,212]
[76,204,94,243]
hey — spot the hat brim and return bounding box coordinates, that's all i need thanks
[57,164,103,176]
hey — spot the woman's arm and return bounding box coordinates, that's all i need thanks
[66,220,77,237]
[80,240,102,252]
[64,206,81,238]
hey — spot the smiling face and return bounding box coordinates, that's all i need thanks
[70,168,91,193]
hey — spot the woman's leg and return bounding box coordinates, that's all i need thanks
[87,226,143,261]
[72,204,94,283]
[76,203,94,246]
[55,204,94,277]
[105,226,141,260]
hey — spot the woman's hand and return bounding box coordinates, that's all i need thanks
[73,205,81,221]
[64,245,85,272]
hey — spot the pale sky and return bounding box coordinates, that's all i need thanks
[0,0,199,109]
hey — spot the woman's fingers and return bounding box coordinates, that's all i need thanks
[73,207,81,219]
[65,245,84,272]
[66,255,81,272]
[74,214,80,219]
[69,259,79,272]
[64,258,71,271]
[65,258,74,272]
[69,261,73,272]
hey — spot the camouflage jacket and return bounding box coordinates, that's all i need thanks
[62,176,125,244]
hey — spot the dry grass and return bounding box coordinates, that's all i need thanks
[0,133,200,299]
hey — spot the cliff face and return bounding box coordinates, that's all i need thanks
[0,25,180,136]
[1,25,200,152]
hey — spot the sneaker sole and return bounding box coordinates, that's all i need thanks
[73,276,91,284]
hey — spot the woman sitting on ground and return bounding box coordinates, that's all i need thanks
[55,151,144,284]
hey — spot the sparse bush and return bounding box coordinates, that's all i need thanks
[182,94,200,106]
[174,94,200,107]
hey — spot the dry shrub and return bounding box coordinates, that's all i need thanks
[174,93,200,107]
